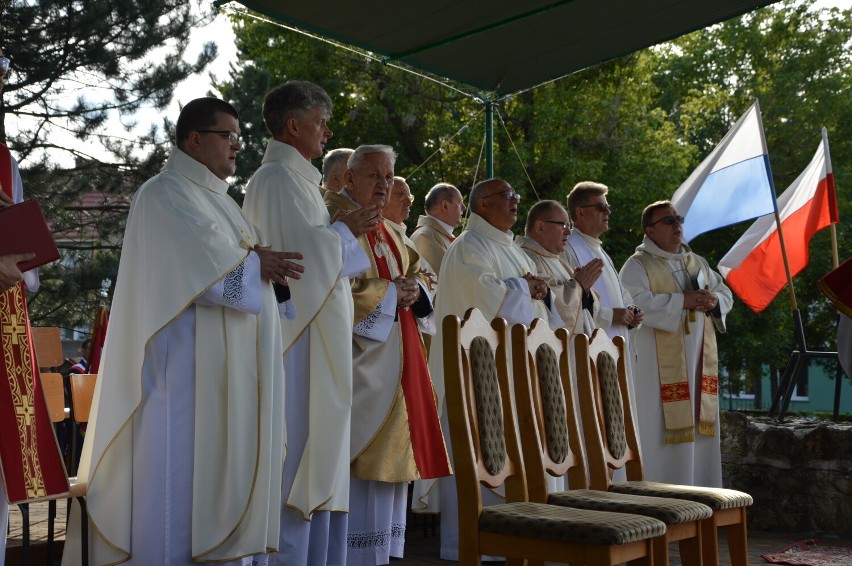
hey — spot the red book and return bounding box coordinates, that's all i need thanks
[0,199,60,272]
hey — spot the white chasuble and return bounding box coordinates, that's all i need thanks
[243,140,367,520]
[620,236,732,487]
[62,148,285,565]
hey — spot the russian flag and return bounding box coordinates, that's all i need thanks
[672,101,776,242]
[718,130,838,313]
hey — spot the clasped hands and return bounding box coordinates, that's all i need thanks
[254,245,305,286]
[684,288,718,312]
[522,272,549,302]
[394,276,421,309]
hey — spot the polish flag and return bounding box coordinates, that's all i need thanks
[672,101,776,242]
[718,129,838,313]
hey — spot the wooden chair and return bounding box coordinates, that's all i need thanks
[31,326,64,370]
[511,319,711,565]
[575,330,753,566]
[443,308,666,566]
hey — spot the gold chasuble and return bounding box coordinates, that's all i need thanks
[325,191,451,483]
[0,143,69,504]
[633,247,721,444]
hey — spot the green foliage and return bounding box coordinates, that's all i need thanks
[653,0,852,389]
[1,0,216,329]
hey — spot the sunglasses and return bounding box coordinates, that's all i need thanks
[579,202,612,213]
[647,215,685,227]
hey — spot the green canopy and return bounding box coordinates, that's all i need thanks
[232,0,779,97]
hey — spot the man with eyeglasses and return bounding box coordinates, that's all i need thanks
[426,178,563,561]
[63,97,305,565]
[325,145,450,566]
[620,200,732,488]
[242,81,377,566]
[383,176,438,292]
[516,199,603,334]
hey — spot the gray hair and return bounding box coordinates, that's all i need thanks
[262,80,333,138]
[424,183,458,211]
[322,148,354,184]
[347,144,397,171]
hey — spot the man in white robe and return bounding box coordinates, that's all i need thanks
[384,176,437,286]
[321,148,354,193]
[325,145,451,566]
[620,200,733,488]
[425,179,563,560]
[516,199,602,335]
[409,183,465,277]
[62,98,304,566]
[242,81,376,566]
[563,182,643,445]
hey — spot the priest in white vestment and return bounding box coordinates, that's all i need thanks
[409,183,465,277]
[384,176,437,292]
[242,82,377,566]
[516,199,603,335]
[62,98,304,566]
[424,179,563,561]
[620,200,732,488]
[325,145,451,566]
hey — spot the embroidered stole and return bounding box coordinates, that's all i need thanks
[0,144,69,503]
[634,251,719,444]
[366,225,450,478]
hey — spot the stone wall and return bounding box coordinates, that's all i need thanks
[721,411,852,536]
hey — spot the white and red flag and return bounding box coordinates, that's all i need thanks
[718,129,839,312]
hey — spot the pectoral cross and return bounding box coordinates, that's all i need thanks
[3,314,27,345]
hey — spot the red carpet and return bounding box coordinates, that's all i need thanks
[762,539,852,566]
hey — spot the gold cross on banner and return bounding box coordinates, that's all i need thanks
[2,314,27,345]
[16,395,35,426]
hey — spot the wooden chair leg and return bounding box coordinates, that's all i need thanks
[726,511,749,566]
[678,529,703,566]
[700,517,720,566]
[652,535,670,566]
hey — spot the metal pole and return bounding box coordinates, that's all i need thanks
[485,98,494,178]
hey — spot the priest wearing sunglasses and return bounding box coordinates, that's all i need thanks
[620,199,733,488]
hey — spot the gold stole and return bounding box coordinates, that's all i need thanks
[634,252,719,444]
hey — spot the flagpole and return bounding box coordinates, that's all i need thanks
[823,128,839,269]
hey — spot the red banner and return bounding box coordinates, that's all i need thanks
[0,144,69,504]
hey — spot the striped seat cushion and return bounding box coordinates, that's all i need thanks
[548,488,713,524]
[479,501,666,545]
[610,481,753,510]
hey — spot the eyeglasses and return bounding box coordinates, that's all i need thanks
[196,130,243,147]
[394,193,415,203]
[542,220,572,230]
[579,202,612,213]
[647,214,685,227]
[483,189,522,203]
[0,57,9,74]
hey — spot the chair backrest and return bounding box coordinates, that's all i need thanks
[32,326,64,370]
[40,372,68,423]
[575,329,645,490]
[70,373,97,423]
[511,319,590,503]
[443,308,529,524]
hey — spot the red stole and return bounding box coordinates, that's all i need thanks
[366,225,450,479]
[0,144,69,502]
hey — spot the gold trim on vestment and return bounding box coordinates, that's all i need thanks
[633,251,719,444]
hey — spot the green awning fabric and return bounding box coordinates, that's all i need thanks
[230,0,779,97]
